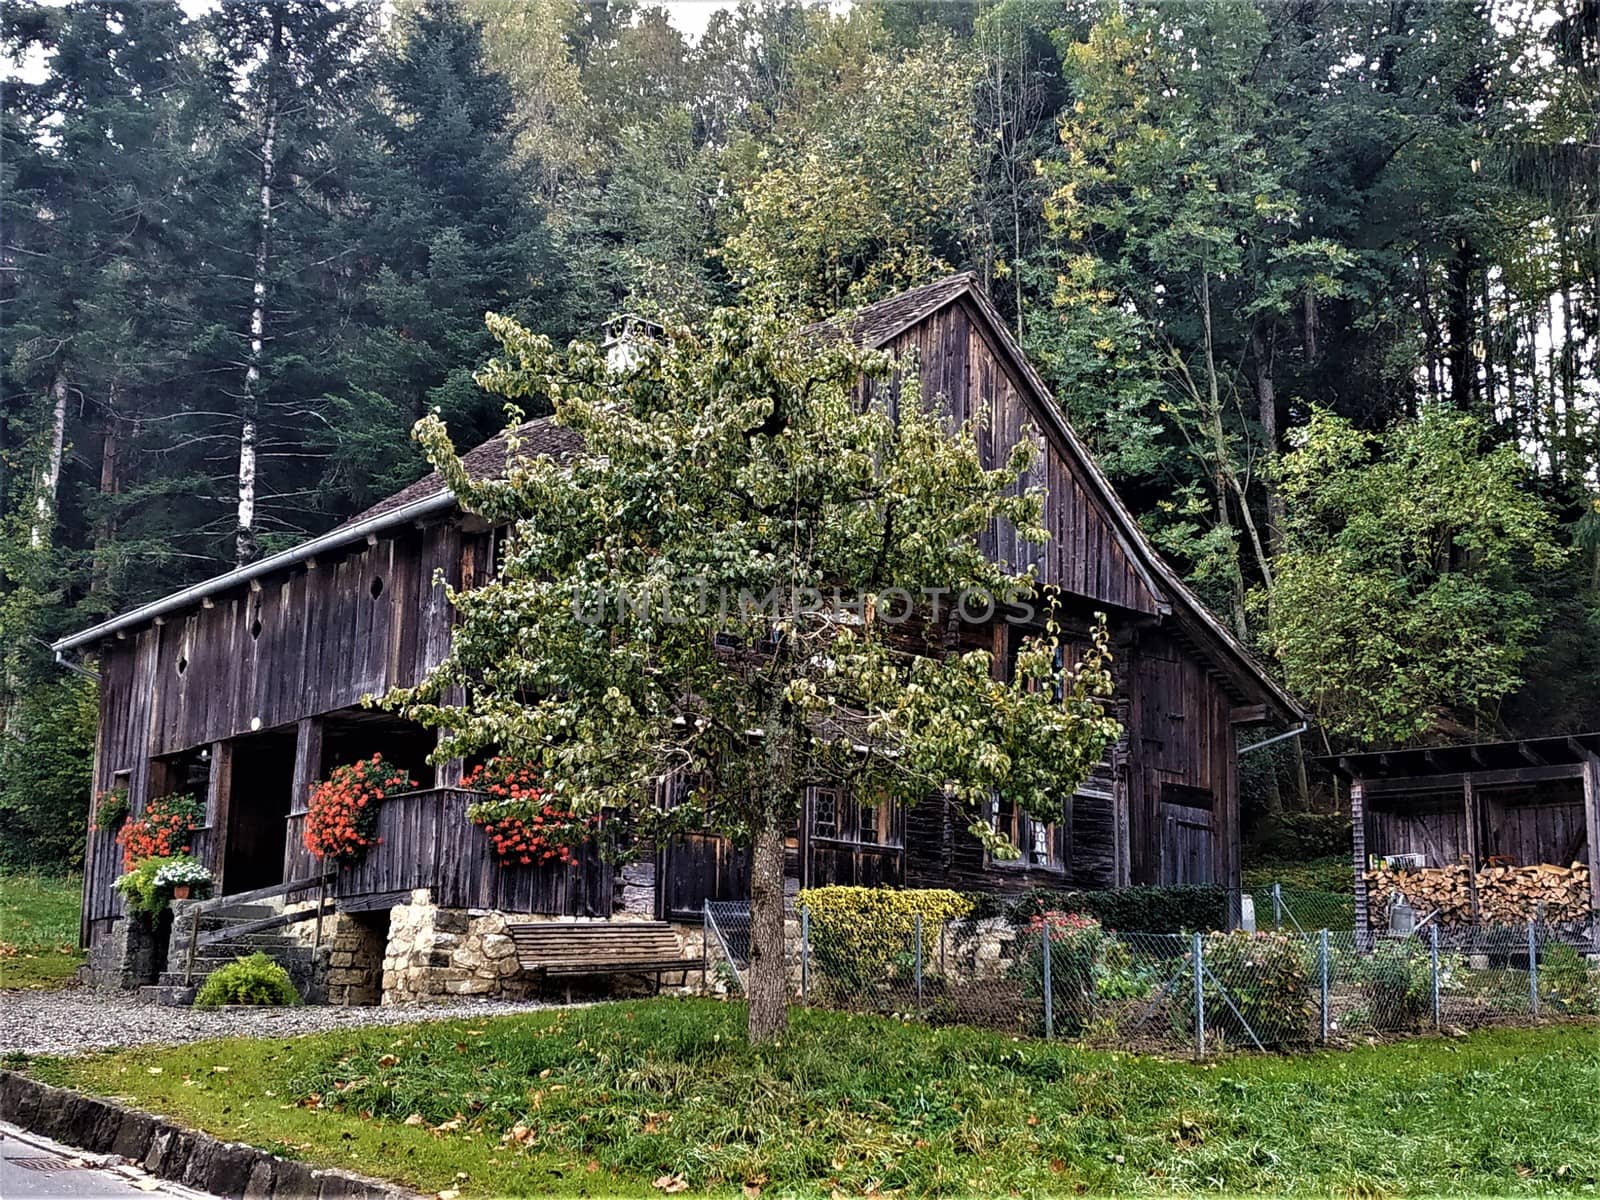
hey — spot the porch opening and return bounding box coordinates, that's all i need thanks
[222,725,297,895]
[319,708,435,787]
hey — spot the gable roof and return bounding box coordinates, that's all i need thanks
[55,275,1308,722]
[839,274,1304,722]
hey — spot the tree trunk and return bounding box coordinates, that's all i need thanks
[30,370,70,550]
[746,801,789,1043]
[91,385,122,594]
[1445,236,1476,413]
[237,17,281,566]
[1251,326,1284,556]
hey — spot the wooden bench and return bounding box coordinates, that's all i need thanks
[506,920,703,996]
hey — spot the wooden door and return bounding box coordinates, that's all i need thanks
[1158,800,1215,885]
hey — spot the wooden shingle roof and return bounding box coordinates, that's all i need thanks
[337,418,582,531]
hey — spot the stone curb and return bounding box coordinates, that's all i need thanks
[0,1070,423,1200]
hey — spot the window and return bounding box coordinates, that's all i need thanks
[813,788,838,837]
[807,787,897,846]
[990,793,1063,871]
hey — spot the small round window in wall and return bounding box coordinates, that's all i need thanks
[370,576,384,599]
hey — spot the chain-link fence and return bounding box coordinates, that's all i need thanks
[1244,883,1356,934]
[776,905,1600,1057]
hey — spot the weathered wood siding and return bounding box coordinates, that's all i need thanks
[868,299,1161,617]
[84,521,466,936]
[1125,629,1239,890]
[1366,785,1588,870]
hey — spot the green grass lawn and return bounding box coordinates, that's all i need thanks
[24,999,1600,1198]
[0,872,84,989]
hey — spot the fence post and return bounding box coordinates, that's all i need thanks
[1319,929,1330,1044]
[914,912,924,1019]
[1272,883,1283,929]
[1528,920,1539,1019]
[1192,931,1205,1059]
[1041,920,1053,1040]
[1430,924,1441,1030]
[800,905,810,1005]
[702,900,709,984]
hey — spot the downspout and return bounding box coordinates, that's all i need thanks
[1239,721,1309,755]
[54,648,101,684]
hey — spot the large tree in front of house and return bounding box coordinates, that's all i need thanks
[388,306,1121,1042]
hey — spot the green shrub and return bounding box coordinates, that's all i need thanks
[194,953,299,1009]
[1539,944,1600,1015]
[1351,939,1433,1029]
[1011,910,1106,1034]
[799,886,972,992]
[1242,855,1352,894]
[1175,930,1316,1047]
[1004,884,1228,933]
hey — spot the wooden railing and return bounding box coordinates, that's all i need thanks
[183,871,336,985]
[320,788,614,917]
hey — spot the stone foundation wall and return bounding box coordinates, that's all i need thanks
[83,915,163,990]
[324,913,386,1005]
[378,890,715,1004]
[382,894,534,1003]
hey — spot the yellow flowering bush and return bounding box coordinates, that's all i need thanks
[798,886,973,991]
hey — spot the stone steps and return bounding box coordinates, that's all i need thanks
[156,898,325,1007]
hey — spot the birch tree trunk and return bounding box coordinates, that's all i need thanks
[29,370,70,550]
[746,799,790,1043]
[92,384,122,594]
[237,17,281,566]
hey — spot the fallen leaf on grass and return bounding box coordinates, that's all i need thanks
[378,1054,399,1068]
[653,1173,689,1193]
[436,1189,460,1200]
[404,1114,425,1127]
[586,1160,599,1173]
[742,1184,761,1199]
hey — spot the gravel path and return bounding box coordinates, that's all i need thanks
[0,986,562,1057]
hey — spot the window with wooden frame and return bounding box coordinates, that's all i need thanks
[989,792,1064,871]
[807,785,897,846]
[812,787,839,837]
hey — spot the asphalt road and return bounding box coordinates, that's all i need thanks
[0,1122,216,1200]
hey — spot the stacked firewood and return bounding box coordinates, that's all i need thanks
[1364,860,1593,928]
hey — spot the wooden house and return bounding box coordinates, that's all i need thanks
[55,274,1304,983]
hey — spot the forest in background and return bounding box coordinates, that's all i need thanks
[2,0,1597,868]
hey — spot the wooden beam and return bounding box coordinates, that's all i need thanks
[1229,704,1268,724]
[1582,752,1600,951]
[206,741,233,894]
[1360,763,1582,795]
[1517,741,1548,766]
[289,717,323,817]
[1462,775,1481,923]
